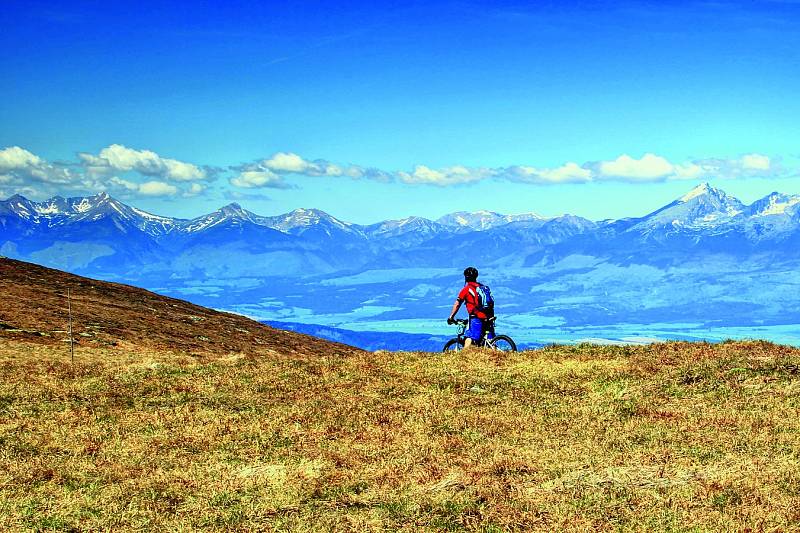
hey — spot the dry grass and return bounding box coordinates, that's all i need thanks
[1,339,800,531]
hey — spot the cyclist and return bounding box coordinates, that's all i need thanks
[447,266,494,349]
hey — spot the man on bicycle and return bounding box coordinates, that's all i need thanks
[447,266,494,349]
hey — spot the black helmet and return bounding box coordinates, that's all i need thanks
[463,266,478,282]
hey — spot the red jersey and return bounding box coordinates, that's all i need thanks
[457,281,488,319]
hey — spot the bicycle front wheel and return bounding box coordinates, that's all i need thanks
[442,338,464,352]
[489,335,517,352]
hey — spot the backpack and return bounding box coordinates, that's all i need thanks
[474,283,494,315]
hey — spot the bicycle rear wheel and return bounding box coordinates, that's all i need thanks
[442,338,464,352]
[489,335,517,352]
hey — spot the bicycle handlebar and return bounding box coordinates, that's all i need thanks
[449,317,496,326]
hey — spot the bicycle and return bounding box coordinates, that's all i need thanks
[442,317,517,352]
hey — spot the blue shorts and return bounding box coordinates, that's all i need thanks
[466,317,491,341]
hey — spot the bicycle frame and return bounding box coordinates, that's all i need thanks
[451,318,495,348]
[444,317,516,352]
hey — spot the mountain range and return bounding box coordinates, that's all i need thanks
[2,183,800,282]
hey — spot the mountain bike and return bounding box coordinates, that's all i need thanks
[442,317,517,352]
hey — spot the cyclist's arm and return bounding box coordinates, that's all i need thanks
[448,298,463,321]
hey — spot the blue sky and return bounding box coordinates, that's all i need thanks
[2,0,799,222]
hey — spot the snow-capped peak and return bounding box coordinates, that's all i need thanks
[366,216,443,238]
[677,183,742,211]
[437,210,546,230]
[32,196,68,215]
[0,192,182,236]
[71,192,132,219]
[3,194,36,219]
[290,207,342,221]
[749,192,800,217]
[287,207,328,221]
[397,216,426,225]
[218,202,249,218]
[276,208,351,230]
[636,183,746,231]
[679,182,715,203]
[181,202,259,233]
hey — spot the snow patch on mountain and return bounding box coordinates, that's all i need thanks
[437,210,547,231]
[272,208,349,231]
[749,193,800,217]
[679,182,713,203]
[367,216,445,239]
[74,198,94,213]
[32,203,62,215]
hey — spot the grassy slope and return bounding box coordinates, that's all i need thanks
[1,339,799,531]
[0,258,357,359]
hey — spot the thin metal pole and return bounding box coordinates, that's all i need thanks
[68,288,74,365]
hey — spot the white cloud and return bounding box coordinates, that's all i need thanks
[163,159,207,181]
[230,151,378,188]
[0,146,75,185]
[108,176,139,191]
[138,181,179,197]
[671,162,704,180]
[598,153,674,181]
[109,177,179,197]
[323,164,343,176]
[506,162,592,184]
[79,144,207,181]
[245,152,380,181]
[693,154,777,179]
[1,144,793,203]
[344,165,394,182]
[229,169,291,189]
[262,152,314,173]
[234,150,791,188]
[0,146,42,169]
[538,162,593,183]
[185,183,207,196]
[740,153,771,171]
[242,153,496,186]
[397,165,494,186]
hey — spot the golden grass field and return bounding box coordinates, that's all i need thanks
[1,338,799,531]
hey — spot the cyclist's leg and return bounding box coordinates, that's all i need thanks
[487,318,496,341]
[464,317,482,349]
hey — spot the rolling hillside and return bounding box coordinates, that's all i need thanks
[0,257,357,358]
[1,260,799,530]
